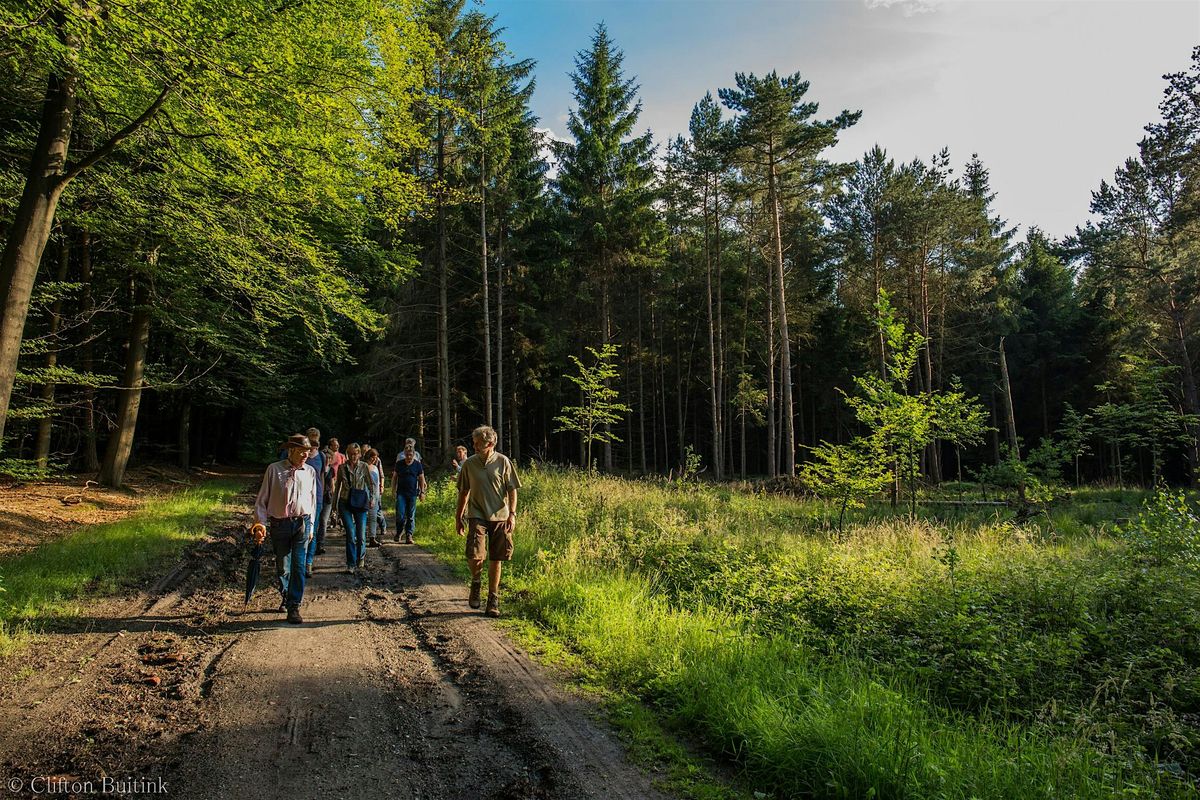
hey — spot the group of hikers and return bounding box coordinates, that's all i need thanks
[250,425,520,625]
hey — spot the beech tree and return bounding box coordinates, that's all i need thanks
[554,344,632,470]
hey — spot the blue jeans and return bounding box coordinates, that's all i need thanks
[367,498,380,542]
[304,501,322,572]
[342,508,367,567]
[317,500,331,547]
[269,517,308,610]
[396,494,417,536]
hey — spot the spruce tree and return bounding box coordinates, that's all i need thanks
[553,24,657,470]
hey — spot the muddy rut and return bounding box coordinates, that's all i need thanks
[0,499,667,800]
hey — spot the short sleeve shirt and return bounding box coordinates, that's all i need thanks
[394,459,425,497]
[457,451,521,522]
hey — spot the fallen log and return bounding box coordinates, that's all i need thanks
[60,479,100,505]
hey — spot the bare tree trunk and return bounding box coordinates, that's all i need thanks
[1169,304,1200,487]
[479,116,493,427]
[0,69,76,450]
[998,337,1020,459]
[715,182,726,481]
[637,284,646,473]
[496,226,505,445]
[989,391,1001,465]
[510,385,520,461]
[34,234,71,467]
[768,157,795,476]
[703,182,722,480]
[100,281,151,487]
[417,362,426,442]
[436,110,452,462]
[178,398,191,469]
[675,330,685,466]
[601,255,613,471]
[79,229,99,471]
[766,242,776,478]
[873,220,886,377]
[739,227,753,479]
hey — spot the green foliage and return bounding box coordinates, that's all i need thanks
[976,445,1056,504]
[554,344,633,469]
[0,458,55,481]
[1123,490,1200,570]
[731,372,766,427]
[846,291,989,514]
[1092,356,1199,486]
[676,444,703,482]
[800,439,892,531]
[416,468,1199,798]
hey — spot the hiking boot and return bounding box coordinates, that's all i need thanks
[468,580,482,609]
[405,534,414,545]
[305,567,313,579]
[357,557,365,569]
[287,608,303,625]
[393,532,400,543]
[278,601,287,613]
[484,594,500,618]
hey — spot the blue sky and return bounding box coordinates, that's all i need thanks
[488,0,1199,240]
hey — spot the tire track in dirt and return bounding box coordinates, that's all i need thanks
[1,507,667,800]
[368,543,667,800]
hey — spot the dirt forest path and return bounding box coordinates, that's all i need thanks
[0,491,668,800]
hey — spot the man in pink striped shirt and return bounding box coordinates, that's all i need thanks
[254,434,318,624]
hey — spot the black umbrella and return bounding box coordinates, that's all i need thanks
[244,541,265,605]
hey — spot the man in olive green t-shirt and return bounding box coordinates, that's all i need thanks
[455,425,521,617]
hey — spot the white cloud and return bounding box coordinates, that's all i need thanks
[865,0,945,16]
[534,126,568,179]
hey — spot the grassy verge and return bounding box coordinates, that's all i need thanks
[413,467,1197,799]
[0,479,244,653]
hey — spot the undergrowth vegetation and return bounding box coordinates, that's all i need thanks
[420,466,1200,798]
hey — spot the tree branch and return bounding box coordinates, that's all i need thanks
[59,77,181,184]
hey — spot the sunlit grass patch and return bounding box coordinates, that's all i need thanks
[417,466,1198,798]
[0,479,243,653]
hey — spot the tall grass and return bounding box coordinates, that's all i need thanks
[417,467,1198,798]
[0,479,242,652]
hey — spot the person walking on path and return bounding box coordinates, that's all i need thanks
[303,433,327,579]
[402,437,422,462]
[451,445,469,474]
[322,438,346,538]
[253,433,318,624]
[333,443,373,573]
[455,425,521,618]
[391,443,426,544]
[364,448,385,548]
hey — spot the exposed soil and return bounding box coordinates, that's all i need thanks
[0,492,668,800]
[0,466,233,560]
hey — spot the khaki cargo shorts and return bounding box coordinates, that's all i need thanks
[465,518,513,562]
